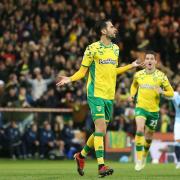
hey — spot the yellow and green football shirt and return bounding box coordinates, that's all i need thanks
[81,41,119,100]
[130,69,174,112]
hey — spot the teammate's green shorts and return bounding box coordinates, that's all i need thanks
[135,107,159,131]
[87,96,113,123]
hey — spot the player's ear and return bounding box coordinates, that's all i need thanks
[101,28,107,35]
[155,59,157,65]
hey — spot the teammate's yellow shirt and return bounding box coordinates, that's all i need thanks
[130,69,174,112]
[81,41,119,100]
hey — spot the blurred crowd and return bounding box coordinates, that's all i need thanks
[0,0,180,151]
[0,116,83,159]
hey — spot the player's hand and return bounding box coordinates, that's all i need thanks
[128,96,134,102]
[56,76,71,86]
[131,59,144,67]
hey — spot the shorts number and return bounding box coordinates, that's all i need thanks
[150,119,157,129]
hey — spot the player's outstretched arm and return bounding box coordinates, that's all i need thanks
[116,59,143,75]
[56,66,88,86]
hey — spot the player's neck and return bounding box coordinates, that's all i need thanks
[145,68,156,74]
[100,36,112,46]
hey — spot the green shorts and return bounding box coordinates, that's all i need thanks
[135,107,159,131]
[87,96,113,123]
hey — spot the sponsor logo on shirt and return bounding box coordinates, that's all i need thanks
[99,59,116,65]
[140,84,159,89]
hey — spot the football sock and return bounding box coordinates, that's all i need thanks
[135,132,144,161]
[80,134,94,158]
[94,132,105,165]
[143,139,152,158]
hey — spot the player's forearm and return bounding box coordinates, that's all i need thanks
[163,86,174,97]
[70,66,88,82]
[130,83,138,98]
[116,64,133,75]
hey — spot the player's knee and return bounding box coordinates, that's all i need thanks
[136,126,144,133]
[145,132,153,139]
[95,127,106,134]
[101,128,106,135]
[95,123,106,134]
[94,119,107,134]
[99,129,106,135]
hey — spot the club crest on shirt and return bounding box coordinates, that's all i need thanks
[98,50,104,55]
[153,74,158,81]
[96,106,102,112]
[153,77,158,81]
[114,49,119,56]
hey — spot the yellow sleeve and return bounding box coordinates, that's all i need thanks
[116,64,133,75]
[81,45,95,67]
[130,73,138,97]
[161,75,174,97]
[114,45,119,67]
[70,66,88,82]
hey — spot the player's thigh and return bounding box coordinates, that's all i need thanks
[104,99,113,124]
[87,96,105,122]
[174,122,180,142]
[146,111,159,131]
[135,107,147,130]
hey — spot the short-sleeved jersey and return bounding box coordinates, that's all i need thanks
[172,92,180,123]
[133,69,172,112]
[81,41,119,100]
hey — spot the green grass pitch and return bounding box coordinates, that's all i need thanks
[0,159,180,180]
